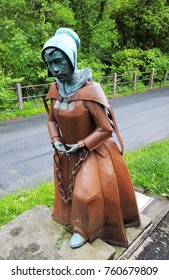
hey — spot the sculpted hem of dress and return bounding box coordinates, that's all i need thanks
[47,81,140,247]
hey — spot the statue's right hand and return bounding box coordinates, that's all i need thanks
[53,141,67,155]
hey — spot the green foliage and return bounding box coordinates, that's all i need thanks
[112,0,169,51]
[124,139,169,197]
[0,106,46,121]
[91,17,119,66]
[111,48,144,74]
[1,0,169,109]
[0,0,76,85]
[0,182,54,226]
[111,48,169,85]
[55,228,69,250]
[78,55,106,82]
[0,70,21,111]
[143,49,169,71]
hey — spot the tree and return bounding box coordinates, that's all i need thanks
[0,0,76,84]
[1,0,169,88]
[112,0,169,52]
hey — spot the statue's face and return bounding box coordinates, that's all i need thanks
[44,49,73,83]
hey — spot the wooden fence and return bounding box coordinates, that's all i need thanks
[0,83,50,112]
[103,69,168,95]
[0,69,168,112]
[14,83,50,109]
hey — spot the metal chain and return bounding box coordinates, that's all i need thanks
[54,149,89,204]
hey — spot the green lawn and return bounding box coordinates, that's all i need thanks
[0,182,54,227]
[124,139,169,197]
[0,139,168,227]
[0,107,46,122]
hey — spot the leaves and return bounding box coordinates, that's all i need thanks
[1,0,169,89]
[113,0,169,51]
[0,0,76,85]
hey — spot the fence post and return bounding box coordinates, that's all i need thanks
[163,70,168,84]
[149,68,154,89]
[113,73,117,95]
[133,70,137,91]
[16,83,23,109]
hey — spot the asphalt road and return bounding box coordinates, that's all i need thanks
[0,87,169,196]
[136,212,169,260]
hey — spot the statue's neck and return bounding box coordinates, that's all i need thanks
[57,68,92,97]
[64,72,80,94]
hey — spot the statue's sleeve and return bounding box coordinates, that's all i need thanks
[78,101,113,151]
[47,99,61,144]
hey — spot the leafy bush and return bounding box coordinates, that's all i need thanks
[78,55,107,82]
[0,71,16,110]
[1,0,169,112]
[111,48,144,74]
[110,47,169,85]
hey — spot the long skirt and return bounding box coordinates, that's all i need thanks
[52,138,140,247]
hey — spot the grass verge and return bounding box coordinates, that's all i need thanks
[0,182,54,227]
[0,107,46,122]
[0,139,168,227]
[124,139,169,197]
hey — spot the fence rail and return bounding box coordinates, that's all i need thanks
[102,68,169,95]
[0,69,168,113]
[0,83,51,113]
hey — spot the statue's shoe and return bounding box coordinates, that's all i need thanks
[70,233,86,249]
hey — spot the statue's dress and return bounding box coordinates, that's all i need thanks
[46,81,140,246]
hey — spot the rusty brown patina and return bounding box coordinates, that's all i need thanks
[42,28,140,249]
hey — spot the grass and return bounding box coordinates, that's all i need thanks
[0,182,54,227]
[0,139,168,227]
[124,139,169,197]
[0,106,46,122]
[55,228,69,250]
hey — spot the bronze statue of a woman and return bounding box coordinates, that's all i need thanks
[42,28,140,249]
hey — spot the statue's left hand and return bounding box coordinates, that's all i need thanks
[66,143,79,155]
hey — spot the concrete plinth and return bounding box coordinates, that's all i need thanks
[0,205,115,260]
[0,203,152,260]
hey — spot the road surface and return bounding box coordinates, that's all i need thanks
[0,87,169,196]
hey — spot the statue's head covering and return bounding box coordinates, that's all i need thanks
[42,28,80,76]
